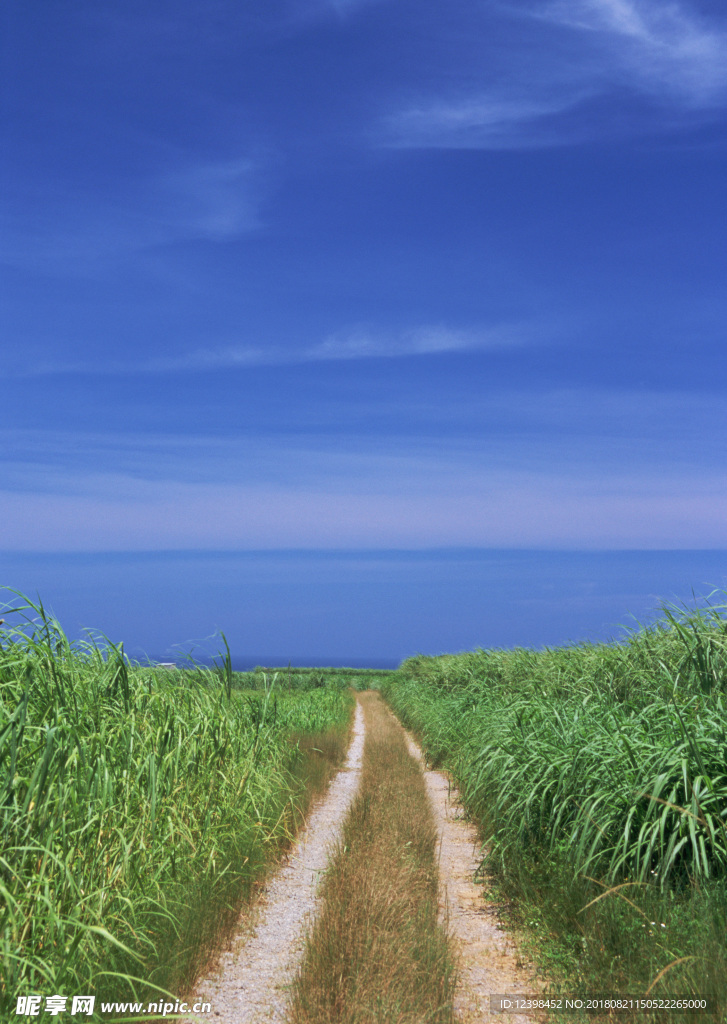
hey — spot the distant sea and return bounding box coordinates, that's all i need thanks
[143,655,400,671]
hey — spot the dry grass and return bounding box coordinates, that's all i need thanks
[289,691,456,1024]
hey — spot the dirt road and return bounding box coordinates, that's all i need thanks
[185,694,539,1022]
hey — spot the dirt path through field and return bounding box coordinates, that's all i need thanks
[288,689,456,1022]
[401,724,540,1024]
[184,701,365,1023]
[184,695,539,1023]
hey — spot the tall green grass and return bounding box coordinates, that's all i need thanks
[383,598,727,1021]
[226,666,396,694]
[0,595,353,1014]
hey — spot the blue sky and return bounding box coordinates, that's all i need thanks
[2,0,727,661]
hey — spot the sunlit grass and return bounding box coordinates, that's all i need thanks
[0,593,353,1014]
[383,596,727,1022]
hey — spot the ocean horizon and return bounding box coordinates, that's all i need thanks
[143,655,401,672]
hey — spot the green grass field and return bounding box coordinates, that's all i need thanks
[0,595,354,1016]
[382,598,727,1022]
[6,587,727,1023]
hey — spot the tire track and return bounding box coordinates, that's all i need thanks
[402,727,539,1024]
[184,701,365,1023]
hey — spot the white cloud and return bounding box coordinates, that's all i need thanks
[0,156,261,272]
[2,387,727,552]
[8,321,536,377]
[380,0,727,150]
[305,323,530,360]
[326,0,387,13]
[159,158,261,240]
[1,465,725,552]
[541,0,727,103]
[137,346,274,373]
[381,91,594,149]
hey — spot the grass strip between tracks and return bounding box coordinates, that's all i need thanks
[289,690,456,1024]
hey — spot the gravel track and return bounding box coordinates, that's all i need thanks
[184,701,365,1023]
[402,727,538,1024]
[184,698,539,1023]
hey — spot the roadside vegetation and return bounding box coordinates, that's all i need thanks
[234,667,397,693]
[0,594,353,1016]
[382,598,727,1022]
[290,691,456,1024]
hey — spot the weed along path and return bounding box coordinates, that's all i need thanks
[402,724,539,1024]
[184,701,366,1023]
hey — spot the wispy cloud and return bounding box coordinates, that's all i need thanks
[304,322,530,360]
[158,158,262,240]
[4,386,726,479]
[540,0,727,103]
[1,445,725,551]
[380,0,727,149]
[2,385,727,552]
[8,321,535,377]
[325,0,387,13]
[0,156,261,273]
[288,0,389,24]
[381,91,595,149]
